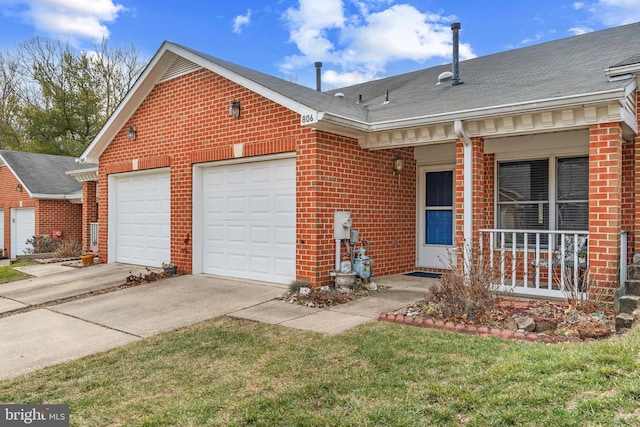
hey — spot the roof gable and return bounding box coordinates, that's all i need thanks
[80,22,640,162]
[0,150,83,198]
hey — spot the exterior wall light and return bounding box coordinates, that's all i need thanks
[229,101,241,118]
[16,184,23,192]
[127,126,137,141]
[392,156,404,177]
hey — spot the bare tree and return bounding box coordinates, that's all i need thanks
[0,52,22,150]
[0,36,146,156]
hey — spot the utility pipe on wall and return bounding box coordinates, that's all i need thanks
[454,120,472,277]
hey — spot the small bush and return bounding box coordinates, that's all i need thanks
[430,242,501,319]
[24,235,60,254]
[289,279,310,293]
[53,239,83,258]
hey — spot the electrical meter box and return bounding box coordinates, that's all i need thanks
[333,211,352,240]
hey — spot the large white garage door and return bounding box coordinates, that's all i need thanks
[111,171,170,267]
[11,207,34,259]
[199,158,295,284]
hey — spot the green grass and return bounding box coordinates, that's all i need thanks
[1,317,639,426]
[0,262,33,284]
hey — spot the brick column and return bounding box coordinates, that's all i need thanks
[82,180,98,252]
[589,123,623,292]
[455,137,485,266]
[635,91,640,258]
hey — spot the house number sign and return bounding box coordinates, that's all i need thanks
[300,113,317,125]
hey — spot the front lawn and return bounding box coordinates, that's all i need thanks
[0,317,639,426]
[0,262,32,284]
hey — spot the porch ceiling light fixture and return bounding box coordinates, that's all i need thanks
[127,126,137,141]
[229,101,241,118]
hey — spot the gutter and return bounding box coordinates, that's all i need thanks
[454,120,472,277]
[311,87,630,134]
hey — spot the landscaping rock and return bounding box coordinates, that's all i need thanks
[533,316,559,333]
[514,316,536,332]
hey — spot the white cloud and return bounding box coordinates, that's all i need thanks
[573,2,586,9]
[281,1,475,87]
[1,0,124,40]
[232,9,251,34]
[568,26,593,35]
[520,32,544,45]
[591,0,640,25]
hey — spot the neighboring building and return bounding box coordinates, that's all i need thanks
[78,22,640,298]
[0,150,84,259]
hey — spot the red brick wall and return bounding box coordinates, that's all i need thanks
[589,122,623,291]
[98,69,310,272]
[35,199,82,244]
[297,131,416,286]
[621,137,635,267]
[97,68,418,284]
[81,181,98,251]
[0,165,81,257]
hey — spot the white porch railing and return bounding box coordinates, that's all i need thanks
[90,222,99,246]
[479,229,589,299]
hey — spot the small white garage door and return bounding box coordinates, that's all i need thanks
[111,170,170,267]
[11,207,35,258]
[199,157,295,284]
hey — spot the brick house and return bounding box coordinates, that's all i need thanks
[0,150,85,259]
[78,22,640,298]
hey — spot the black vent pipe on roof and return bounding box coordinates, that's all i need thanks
[315,62,322,91]
[451,22,463,86]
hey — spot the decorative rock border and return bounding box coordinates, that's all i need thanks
[378,312,587,344]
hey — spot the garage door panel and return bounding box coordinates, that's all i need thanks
[114,171,170,267]
[200,158,295,284]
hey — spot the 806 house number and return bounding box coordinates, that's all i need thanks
[300,114,315,124]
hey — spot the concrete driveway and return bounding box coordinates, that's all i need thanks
[0,262,433,381]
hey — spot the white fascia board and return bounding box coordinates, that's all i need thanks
[30,193,77,200]
[317,87,629,134]
[78,44,180,164]
[0,155,31,197]
[174,45,323,124]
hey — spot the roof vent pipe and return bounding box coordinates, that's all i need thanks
[315,62,322,91]
[451,22,463,86]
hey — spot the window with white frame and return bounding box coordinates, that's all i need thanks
[497,156,588,242]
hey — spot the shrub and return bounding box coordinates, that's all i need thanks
[289,279,310,293]
[24,235,60,254]
[430,242,501,319]
[53,239,83,258]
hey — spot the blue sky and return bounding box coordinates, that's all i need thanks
[1,0,639,89]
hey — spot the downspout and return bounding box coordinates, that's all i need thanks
[454,120,472,276]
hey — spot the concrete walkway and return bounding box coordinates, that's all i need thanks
[0,262,434,381]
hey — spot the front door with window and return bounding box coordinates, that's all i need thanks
[418,166,456,269]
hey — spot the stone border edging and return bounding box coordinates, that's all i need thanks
[378,312,589,344]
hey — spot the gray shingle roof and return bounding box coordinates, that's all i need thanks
[185,21,640,126]
[0,150,83,197]
[325,21,640,124]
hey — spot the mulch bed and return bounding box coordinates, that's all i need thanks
[379,299,622,343]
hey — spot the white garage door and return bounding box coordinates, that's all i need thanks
[11,207,34,259]
[111,170,170,267]
[199,158,295,284]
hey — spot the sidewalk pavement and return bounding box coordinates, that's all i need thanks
[0,262,435,381]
